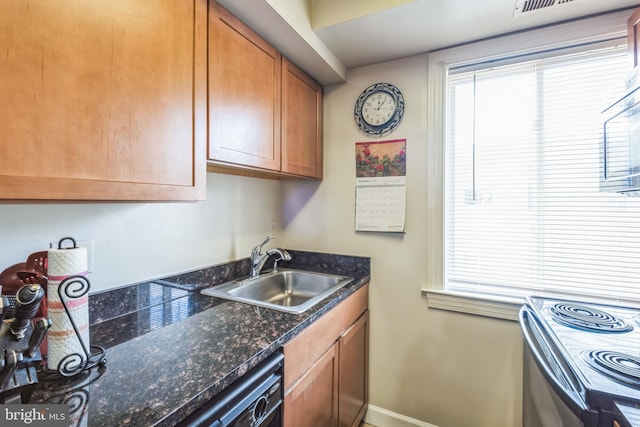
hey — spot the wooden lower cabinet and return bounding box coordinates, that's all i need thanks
[282,284,369,427]
[339,312,369,427]
[284,342,339,426]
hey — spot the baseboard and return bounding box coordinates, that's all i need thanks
[363,404,440,427]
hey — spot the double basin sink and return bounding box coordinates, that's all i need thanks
[201,269,353,314]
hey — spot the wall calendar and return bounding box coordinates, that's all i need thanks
[354,139,406,232]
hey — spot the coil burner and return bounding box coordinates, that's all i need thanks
[547,303,633,333]
[585,350,640,388]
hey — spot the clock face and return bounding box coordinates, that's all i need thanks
[362,92,397,126]
[354,82,404,136]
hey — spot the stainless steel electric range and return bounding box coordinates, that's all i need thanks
[520,296,640,427]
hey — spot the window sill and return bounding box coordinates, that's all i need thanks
[421,289,523,321]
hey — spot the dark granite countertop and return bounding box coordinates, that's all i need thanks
[31,250,370,427]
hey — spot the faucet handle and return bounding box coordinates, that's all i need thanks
[252,236,272,256]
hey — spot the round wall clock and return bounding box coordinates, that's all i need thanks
[354,82,404,137]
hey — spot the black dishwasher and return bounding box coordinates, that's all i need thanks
[179,352,284,427]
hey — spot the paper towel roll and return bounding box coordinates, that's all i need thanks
[47,243,90,371]
[47,246,88,279]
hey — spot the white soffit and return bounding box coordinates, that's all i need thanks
[216,0,347,85]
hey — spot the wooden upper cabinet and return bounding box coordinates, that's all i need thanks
[629,7,640,68]
[207,3,323,179]
[0,0,207,201]
[282,58,323,179]
[208,2,281,171]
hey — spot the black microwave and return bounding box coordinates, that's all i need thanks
[601,70,640,196]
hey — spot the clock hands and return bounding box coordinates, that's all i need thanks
[376,96,388,110]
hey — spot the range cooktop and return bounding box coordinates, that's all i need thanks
[526,296,640,408]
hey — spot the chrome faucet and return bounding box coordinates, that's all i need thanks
[249,236,291,278]
[266,247,292,273]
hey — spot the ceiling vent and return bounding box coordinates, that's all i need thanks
[513,0,587,17]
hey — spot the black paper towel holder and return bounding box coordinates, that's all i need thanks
[40,274,106,381]
[40,237,106,381]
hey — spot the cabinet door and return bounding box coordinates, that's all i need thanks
[281,58,323,178]
[630,7,640,68]
[284,342,339,427]
[0,0,206,201]
[208,2,281,171]
[338,311,369,427]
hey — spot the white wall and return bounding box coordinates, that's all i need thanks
[281,54,523,427]
[0,173,283,293]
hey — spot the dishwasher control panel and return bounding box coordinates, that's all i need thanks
[178,352,284,427]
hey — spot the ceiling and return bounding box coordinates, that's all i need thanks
[312,0,640,69]
[217,0,640,85]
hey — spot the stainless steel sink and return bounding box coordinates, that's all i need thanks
[201,269,353,314]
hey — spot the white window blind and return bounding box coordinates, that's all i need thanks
[445,42,640,303]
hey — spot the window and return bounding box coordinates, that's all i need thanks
[444,40,640,303]
[423,11,640,316]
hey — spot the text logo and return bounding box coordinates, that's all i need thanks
[1,405,68,426]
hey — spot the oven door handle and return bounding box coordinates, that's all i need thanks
[520,307,589,416]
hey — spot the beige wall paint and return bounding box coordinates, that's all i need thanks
[310,0,416,29]
[0,173,283,293]
[281,54,523,427]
